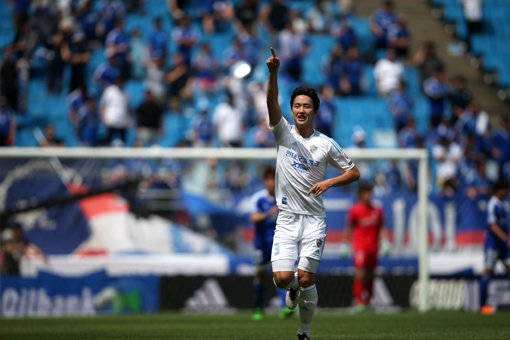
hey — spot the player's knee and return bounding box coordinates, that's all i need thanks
[273,271,294,289]
[298,273,316,288]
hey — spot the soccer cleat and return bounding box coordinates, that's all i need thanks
[252,308,264,321]
[286,287,300,310]
[480,305,495,315]
[297,333,310,340]
[278,307,295,319]
[351,304,366,314]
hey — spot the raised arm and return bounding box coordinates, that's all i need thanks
[266,47,282,127]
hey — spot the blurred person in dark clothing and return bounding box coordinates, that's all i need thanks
[1,223,46,275]
[414,41,444,91]
[39,124,65,147]
[166,53,192,111]
[0,46,19,111]
[0,97,16,146]
[136,90,163,146]
[449,75,473,125]
[69,32,92,92]
[235,0,259,34]
[262,0,290,33]
[46,30,70,95]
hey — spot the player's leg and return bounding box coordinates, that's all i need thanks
[352,266,365,307]
[253,267,267,320]
[363,252,378,308]
[296,258,319,340]
[480,246,497,314]
[272,212,300,306]
[352,249,367,311]
[363,267,375,307]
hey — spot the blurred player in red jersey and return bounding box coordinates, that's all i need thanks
[340,182,390,313]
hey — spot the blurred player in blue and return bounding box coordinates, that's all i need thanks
[251,166,294,321]
[480,180,509,314]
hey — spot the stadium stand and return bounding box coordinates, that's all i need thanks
[0,0,508,194]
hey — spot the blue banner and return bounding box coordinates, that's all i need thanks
[0,271,159,317]
[1,160,91,255]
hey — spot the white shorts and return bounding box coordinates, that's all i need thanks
[271,210,327,272]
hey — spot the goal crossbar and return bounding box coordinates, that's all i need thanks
[0,147,429,312]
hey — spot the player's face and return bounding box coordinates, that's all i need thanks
[291,95,317,130]
[360,190,372,204]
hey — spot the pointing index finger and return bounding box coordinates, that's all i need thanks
[270,47,276,58]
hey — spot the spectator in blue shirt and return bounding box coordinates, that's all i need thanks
[424,65,450,129]
[331,17,357,52]
[77,0,100,42]
[323,44,344,94]
[316,85,336,137]
[93,50,121,90]
[388,80,413,132]
[76,96,100,146]
[172,15,200,67]
[387,15,411,59]
[370,0,397,50]
[191,109,213,147]
[67,84,87,125]
[193,43,219,94]
[106,18,130,78]
[98,0,125,39]
[397,118,418,149]
[490,116,510,173]
[341,46,364,96]
[148,17,168,61]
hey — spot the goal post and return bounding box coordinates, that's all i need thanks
[0,147,429,312]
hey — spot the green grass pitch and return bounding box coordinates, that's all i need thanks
[1,310,510,340]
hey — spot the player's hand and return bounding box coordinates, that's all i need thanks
[339,242,351,258]
[269,205,279,216]
[307,180,332,197]
[266,47,280,72]
[380,238,391,257]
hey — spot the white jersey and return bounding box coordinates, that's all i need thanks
[272,117,355,217]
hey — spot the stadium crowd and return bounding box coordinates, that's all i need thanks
[0,0,509,199]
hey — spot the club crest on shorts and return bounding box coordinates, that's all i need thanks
[315,238,323,248]
[310,145,318,153]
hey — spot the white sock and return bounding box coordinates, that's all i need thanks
[297,284,318,337]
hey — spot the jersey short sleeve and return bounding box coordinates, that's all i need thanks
[325,137,355,172]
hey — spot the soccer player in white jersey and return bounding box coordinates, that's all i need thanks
[266,47,360,340]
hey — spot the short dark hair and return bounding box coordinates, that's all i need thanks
[493,179,509,193]
[358,182,374,195]
[290,87,320,111]
[262,166,276,179]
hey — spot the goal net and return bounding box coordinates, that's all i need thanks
[0,147,430,311]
